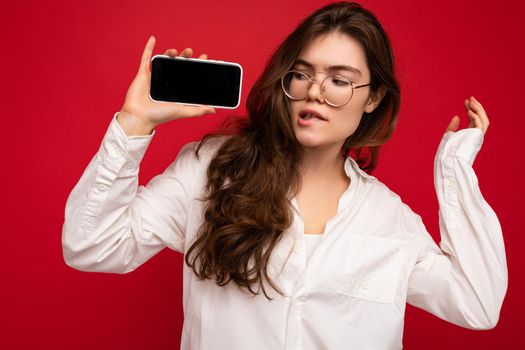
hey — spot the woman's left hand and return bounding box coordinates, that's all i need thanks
[446,96,490,135]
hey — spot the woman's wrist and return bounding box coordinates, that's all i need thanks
[116,110,156,136]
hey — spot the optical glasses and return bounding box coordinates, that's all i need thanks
[281,70,371,107]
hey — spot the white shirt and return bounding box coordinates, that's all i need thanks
[304,234,323,262]
[62,113,508,350]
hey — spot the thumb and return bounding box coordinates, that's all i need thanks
[176,105,216,119]
[446,115,460,133]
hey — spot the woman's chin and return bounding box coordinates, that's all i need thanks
[294,131,348,153]
[295,134,324,148]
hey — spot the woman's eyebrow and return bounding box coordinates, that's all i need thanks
[293,58,362,76]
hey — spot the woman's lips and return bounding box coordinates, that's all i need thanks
[297,109,328,126]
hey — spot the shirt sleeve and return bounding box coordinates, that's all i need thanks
[62,112,196,274]
[406,128,508,330]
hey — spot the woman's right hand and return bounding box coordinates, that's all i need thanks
[117,36,216,136]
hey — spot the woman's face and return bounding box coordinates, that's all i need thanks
[289,31,383,152]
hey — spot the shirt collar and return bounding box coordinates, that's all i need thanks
[290,157,375,216]
[344,157,376,181]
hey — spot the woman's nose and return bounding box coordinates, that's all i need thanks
[306,80,325,104]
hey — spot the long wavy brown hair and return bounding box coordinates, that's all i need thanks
[184,1,401,299]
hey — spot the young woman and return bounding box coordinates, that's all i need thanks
[62,2,507,349]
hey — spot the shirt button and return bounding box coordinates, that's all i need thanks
[116,148,125,156]
[96,184,108,191]
[445,178,456,188]
[361,281,369,290]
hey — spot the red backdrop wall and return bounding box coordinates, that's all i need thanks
[2,0,523,348]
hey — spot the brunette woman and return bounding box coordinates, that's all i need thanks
[62,2,507,349]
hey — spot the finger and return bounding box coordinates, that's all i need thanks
[164,48,178,57]
[198,53,208,60]
[446,115,460,133]
[467,109,484,132]
[466,97,488,126]
[467,109,477,128]
[469,96,490,130]
[467,97,485,116]
[139,35,156,74]
[179,47,193,58]
[465,97,489,134]
[469,96,486,114]
[472,108,489,132]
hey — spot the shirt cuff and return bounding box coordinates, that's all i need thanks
[440,128,484,166]
[96,112,155,176]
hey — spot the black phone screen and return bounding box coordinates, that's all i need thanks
[150,56,242,108]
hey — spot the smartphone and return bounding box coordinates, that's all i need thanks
[149,55,243,109]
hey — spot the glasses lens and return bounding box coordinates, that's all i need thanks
[322,76,353,106]
[281,71,354,106]
[282,71,309,100]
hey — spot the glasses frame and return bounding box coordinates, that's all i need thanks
[281,70,372,107]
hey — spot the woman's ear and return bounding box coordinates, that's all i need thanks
[364,86,387,113]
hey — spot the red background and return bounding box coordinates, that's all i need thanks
[2,0,524,348]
